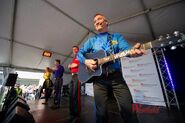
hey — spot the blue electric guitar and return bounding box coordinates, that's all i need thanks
[78,31,185,84]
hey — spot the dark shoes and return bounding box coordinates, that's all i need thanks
[42,102,48,105]
[70,114,80,123]
[69,115,80,123]
[50,105,60,109]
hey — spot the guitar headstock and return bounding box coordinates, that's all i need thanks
[142,31,185,50]
[158,31,185,47]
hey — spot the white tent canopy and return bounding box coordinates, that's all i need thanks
[0,0,185,83]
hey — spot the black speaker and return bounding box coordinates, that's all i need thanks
[5,96,30,117]
[15,96,27,103]
[5,73,18,87]
[3,105,35,123]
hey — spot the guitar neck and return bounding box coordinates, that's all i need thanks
[97,42,153,65]
[97,50,129,65]
[97,32,185,65]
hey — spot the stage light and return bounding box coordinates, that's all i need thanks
[163,54,175,89]
[170,46,177,50]
[42,51,52,57]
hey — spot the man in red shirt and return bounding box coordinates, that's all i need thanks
[68,46,81,120]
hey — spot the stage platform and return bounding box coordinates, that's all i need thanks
[28,96,185,123]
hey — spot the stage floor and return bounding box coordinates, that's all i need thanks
[28,96,185,123]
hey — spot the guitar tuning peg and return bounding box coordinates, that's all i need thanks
[158,35,164,41]
[168,41,173,45]
[180,33,185,36]
[180,33,185,40]
[160,43,164,47]
[174,31,180,37]
[166,34,171,39]
[180,44,185,48]
[178,39,182,43]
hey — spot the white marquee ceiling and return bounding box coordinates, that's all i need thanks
[0,0,185,83]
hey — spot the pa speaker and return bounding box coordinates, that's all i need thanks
[5,73,18,87]
[3,105,35,123]
[6,97,30,117]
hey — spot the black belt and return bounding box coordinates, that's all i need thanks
[108,69,120,74]
[102,68,121,76]
[54,77,62,79]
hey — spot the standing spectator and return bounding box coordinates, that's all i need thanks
[15,83,22,96]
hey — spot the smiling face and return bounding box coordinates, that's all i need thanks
[72,46,79,55]
[93,14,108,33]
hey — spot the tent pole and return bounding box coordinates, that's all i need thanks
[43,0,96,35]
[9,0,18,66]
[109,0,184,26]
[61,31,90,65]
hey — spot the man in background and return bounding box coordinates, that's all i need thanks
[15,83,22,96]
[68,46,81,120]
[51,59,64,109]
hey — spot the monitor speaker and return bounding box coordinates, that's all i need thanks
[5,73,18,87]
[3,105,35,123]
[6,96,30,116]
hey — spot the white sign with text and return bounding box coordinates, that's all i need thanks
[121,49,166,106]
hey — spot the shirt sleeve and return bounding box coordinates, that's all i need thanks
[77,38,93,64]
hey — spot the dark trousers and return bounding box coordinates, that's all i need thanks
[93,72,138,123]
[45,88,52,102]
[54,77,63,106]
[69,74,81,116]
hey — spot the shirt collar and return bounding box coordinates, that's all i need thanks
[98,32,109,36]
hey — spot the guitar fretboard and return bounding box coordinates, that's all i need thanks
[97,49,131,65]
[97,42,153,65]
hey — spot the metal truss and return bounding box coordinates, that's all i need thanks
[153,48,180,110]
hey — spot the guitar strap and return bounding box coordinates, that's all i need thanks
[108,33,114,55]
[101,33,116,75]
[108,33,115,63]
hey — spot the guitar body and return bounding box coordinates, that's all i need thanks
[78,50,107,84]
